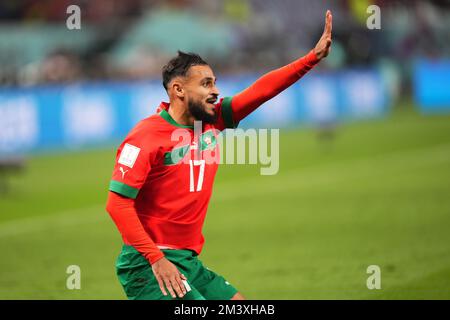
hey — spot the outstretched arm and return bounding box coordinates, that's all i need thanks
[230,10,333,123]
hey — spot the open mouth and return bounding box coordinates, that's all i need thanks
[206,97,217,105]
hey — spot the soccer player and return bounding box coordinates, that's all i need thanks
[106,11,332,300]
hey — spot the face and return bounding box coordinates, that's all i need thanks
[183,65,220,124]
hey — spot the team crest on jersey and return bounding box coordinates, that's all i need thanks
[201,131,217,151]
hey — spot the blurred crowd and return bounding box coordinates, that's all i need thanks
[0,0,449,87]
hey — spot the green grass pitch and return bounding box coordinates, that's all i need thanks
[1,103,450,299]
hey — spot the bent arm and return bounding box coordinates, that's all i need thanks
[231,50,320,123]
[106,191,164,264]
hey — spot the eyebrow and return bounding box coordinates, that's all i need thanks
[201,77,217,83]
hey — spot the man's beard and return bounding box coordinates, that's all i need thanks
[188,98,218,124]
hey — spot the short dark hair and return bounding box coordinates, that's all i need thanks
[162,51,208,90]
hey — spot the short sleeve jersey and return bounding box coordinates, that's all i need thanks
[109,97,237,254]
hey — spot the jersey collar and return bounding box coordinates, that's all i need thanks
[158,103,194,129]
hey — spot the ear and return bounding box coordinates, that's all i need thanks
[171,80,185,99]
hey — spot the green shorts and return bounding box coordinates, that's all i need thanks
[116,245,238,300]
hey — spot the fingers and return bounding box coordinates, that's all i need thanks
[156,276,167,296]
[152,259,188,299]
[172,275,187,297]
[328,11,332,35]
[157,274,187,299]
[324,10,332,36]
[178,273,188,294]
[163,277,177,298]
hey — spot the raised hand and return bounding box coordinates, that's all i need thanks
[314,10,333,60]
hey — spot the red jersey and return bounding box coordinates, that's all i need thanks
[106,50,319,263]
[109,98,237,254]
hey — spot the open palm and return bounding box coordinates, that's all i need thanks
[314,10,333,60]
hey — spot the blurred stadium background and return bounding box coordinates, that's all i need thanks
[0,0,450,299]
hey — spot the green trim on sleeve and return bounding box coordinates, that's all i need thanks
[221,97,239,129]
[109,180,139,199]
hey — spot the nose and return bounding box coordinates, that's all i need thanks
[211,85,219,96]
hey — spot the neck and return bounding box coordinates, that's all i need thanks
[167,99,195,126]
